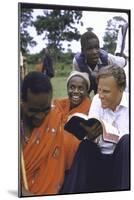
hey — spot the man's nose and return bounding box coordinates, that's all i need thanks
[92,48,98,54]
[73,87,79,93]
[99,92,104,99]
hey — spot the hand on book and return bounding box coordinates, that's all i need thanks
[80,121,103,140]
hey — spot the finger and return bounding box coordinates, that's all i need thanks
[80,122,91,134]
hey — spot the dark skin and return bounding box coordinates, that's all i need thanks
[21,89,52,130]
[21,89,52,196]
[67,76,102,140]
[67,76,88,110]
[80,121,103,140]
[82,38,100,71]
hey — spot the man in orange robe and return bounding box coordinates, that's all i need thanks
[21,71,91,196]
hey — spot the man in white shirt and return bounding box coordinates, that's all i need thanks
[87,65,129,190]
[60,65,129,194]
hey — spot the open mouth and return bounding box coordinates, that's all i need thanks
[91,56,99,61]
[71,95,81,104]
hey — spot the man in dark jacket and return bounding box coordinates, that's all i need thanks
[42,48,54,78]
[73,31,127,94]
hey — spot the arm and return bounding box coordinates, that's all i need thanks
[73,57,80,71]
[80,121,103,140]
[115,26,123,55]
[75,94,102,141]
[108,53,127,68]
[88,94,101,119]
[87,94,103,141]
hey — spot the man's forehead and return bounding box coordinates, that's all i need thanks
[27,91,51,104]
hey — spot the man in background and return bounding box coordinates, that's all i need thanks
[115,23,129,92]
[73,31,127,95]
[42,48,55,78]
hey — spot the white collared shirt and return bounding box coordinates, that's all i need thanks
[88,92,129,154]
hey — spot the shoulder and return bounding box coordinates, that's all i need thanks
[91,94,101,107]
[88,94,102,118]
[74,52,81,57]
[120,92,129,108]
[74,52,85,59]
[99,49,108,65]
[52,98,69,112]
[108,53,126,67]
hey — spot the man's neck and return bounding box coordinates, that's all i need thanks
[22,116,34,137]
[87,61,96,71]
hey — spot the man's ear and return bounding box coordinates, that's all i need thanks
[21,101,27,114]
[120,87,124,93]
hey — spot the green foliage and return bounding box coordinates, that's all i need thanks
[20,8,37,53]
[55,63,72,77]
[103,31,117,54]
[25,51,74,77]
[33,9,83,53]
[26,53,40,64]
[51,76,67,99]
[103,16,127,53]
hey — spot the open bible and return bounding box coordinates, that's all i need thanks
[64,112,120,143]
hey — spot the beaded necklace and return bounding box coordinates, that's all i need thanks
[20,120,30,144]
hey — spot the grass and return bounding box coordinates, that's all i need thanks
[51,76,68,99]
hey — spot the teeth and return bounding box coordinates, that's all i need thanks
[72,96,79,100]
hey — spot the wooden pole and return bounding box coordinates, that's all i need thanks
[21,151,29,191]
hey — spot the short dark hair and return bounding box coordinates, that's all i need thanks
[81,31,99,50]
[97,65,126,91]
[21,71,53,101]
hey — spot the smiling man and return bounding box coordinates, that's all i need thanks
[60,65,129,194]
[73,31,127,94]
[88,65,129,189]
[20,71,81,196]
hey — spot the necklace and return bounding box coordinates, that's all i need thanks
[21,120,30,144]
[21,120,41,145]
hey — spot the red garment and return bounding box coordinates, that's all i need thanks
[23,106,80,195]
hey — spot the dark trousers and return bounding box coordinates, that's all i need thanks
[60,134,130,194]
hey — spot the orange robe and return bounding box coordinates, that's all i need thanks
[23,106,80,195]
[53,97,91,125]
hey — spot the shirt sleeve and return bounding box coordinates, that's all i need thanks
[73,57,80,71]
[108,53,126,67]
[88,94,101,119]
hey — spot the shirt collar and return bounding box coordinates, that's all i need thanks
[115,91,129,111]
[119,91,129,108]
